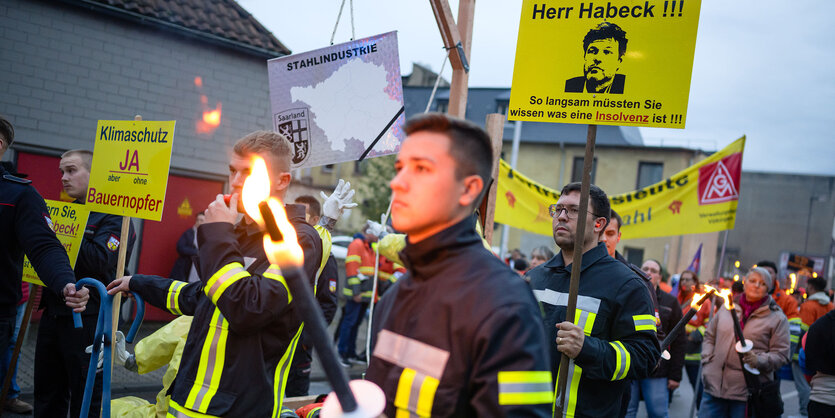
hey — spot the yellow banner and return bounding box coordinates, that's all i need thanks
[495,136,745,239]
[86,120,175,221]
[509,0,701,128]
[23,200,90,286]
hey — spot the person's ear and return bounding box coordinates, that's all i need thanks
[458,175,484,208]
[273,171,292,193]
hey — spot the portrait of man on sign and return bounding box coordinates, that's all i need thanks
[565,22,628,94]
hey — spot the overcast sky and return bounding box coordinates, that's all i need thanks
[240,0,835,176]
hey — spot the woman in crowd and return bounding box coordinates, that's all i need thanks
[677,269,711,409]
[529,245,554,270]
[700,267,790,417]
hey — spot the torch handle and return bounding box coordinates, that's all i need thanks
[728,307,746,344]
[660,308,696,351]
[284,266,358,413]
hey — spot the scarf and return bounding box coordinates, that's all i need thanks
[738,294,766,328]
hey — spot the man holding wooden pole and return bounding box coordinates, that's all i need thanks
[526,182,660,417]
[33,149,136,418]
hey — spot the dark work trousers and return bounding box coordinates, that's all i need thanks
[0,314,13,365]
[34,313,102,418]
[285,343,313,397]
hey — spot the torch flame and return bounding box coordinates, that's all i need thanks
[241,156,270,225]
[788,273,797,295]
[262,198,304,267]
[690,292,704,310]
[202,104,222,127]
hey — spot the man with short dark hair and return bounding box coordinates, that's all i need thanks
[0,117,90,414]
[367,113,553,416]
[107,130,324,416]
[34,149,137,418]
[527,182,660,417]
[565,22,629,94]
[801,278,834,328]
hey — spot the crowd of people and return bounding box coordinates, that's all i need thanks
[1,111,834,418]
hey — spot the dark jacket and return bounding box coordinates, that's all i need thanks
[367,216,553,417]
[170,227,197,281]
[652,288,685,382]
[0,167,75,316]
[41,209,135,316]
[526,243,661,417]
[805,309,835,376]
[130,204,322,416]
[565,74,626,94]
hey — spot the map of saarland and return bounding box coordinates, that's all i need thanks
[267,31,405,169]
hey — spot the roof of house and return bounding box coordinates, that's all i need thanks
[403,86,645,147]
[66,0,290,57]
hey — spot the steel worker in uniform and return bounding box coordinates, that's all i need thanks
[366,113,553,416]
[107,131,324,417]
[565,22,628,94]
[526,183,660,417]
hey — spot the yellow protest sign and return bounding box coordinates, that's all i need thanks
[23,200,90,286]
[496,136,745,239]
[508,0,701,128]
[85,120,175,221]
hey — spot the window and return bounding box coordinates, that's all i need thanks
[571,156,597,183]
[321,164,334,174]
[636,162,663,189]
[354,160,366,175]
[496,100,509,115]
[435,100,448,114]
[623,247,644,266]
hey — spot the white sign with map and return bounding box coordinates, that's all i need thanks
[267,31,405,169]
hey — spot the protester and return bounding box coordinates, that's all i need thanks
[507,248,526,270]
[170,213,204,282]
[512,257,529,275]
[107,130,324,416]
[366,113,553,416]
[338,225,380,366]
[799,277,833,328]
[676,269,711,408]
[626,260,685,418]
[0,283,30,414]
[35,149,126,418]
[527,182,660,417]
[529,245,555,269]
[699,267,790,417]
[0,116,90,414]
[804,309,835,417]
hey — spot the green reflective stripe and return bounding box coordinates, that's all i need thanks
[166,281,187,315]
[790,334,800,343]
[499,391,553,405]
[498,371,552,384]
[358,267,375,275]
[633,315,657,333]
[347,277,361,285]
[610,341,630,380]
[185,309,228,412]
[343,288,354,296]
[497,372,553,406]
[263,265,292,304]
[345,255,361,263]
[168,399,220,417]
[360,291,373,298]
[800,322,810,332]
[272,325,304,417]
[685,353,701,361]
[205,263,249,304]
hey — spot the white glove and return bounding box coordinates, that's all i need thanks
[84,341,104,369]
[113,331,130,366]
[320,179,358,220]
[365,218,387,239]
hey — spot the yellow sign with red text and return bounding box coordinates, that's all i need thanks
[22,200,90,286]
[508,0,702,128]
[85,120,175,221]
[496,136,745,239]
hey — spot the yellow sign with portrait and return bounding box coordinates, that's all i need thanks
[508,0,701,128]
[22,200,90,286]
[85,120,175,221]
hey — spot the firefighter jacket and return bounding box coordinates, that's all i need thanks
[0,167,75,316]
[366,217,553,417]
[130,204,322,417]
[526,242,661,418]
[343,237,404,302]
[42,208,136,316]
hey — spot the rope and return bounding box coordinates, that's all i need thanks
[424,53,449,113]
[330,0,348,45]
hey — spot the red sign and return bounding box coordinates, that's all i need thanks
[698,152,741,205]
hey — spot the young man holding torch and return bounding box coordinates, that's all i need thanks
[366,113,553,416]
[526,183,660,417]
[107,131,324,417]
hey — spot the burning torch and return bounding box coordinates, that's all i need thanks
[715,287,760,375]
[241,157,384,417]
[660,288,715,360]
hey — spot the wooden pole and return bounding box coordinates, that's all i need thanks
[0,286,39,414]
[480,113,505,245]
[429,0,475,118]
[554,124,597,415]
